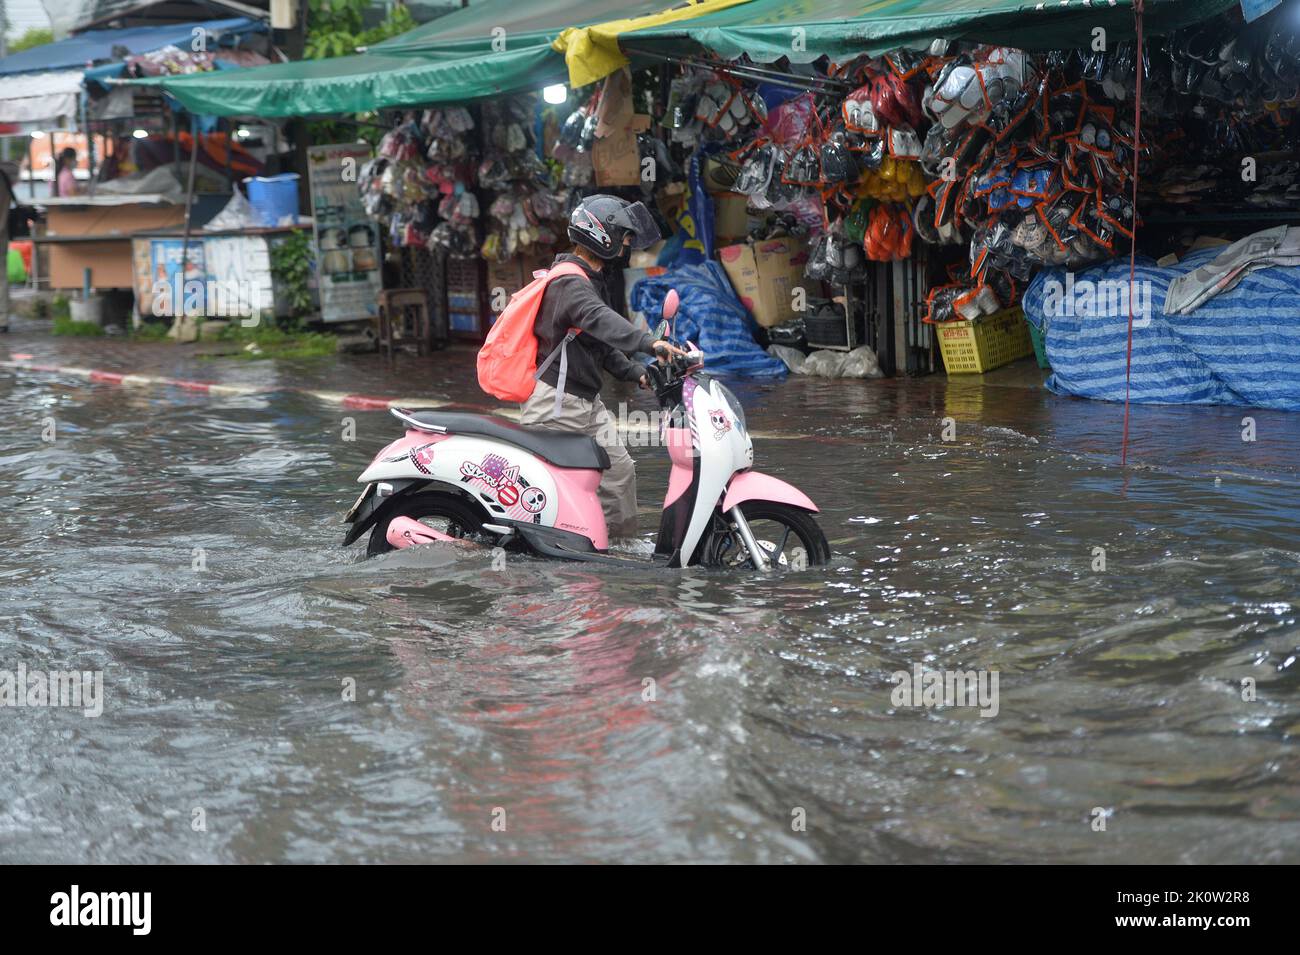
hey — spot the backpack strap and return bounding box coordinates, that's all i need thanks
[530,262,590,419]
[534,329,578,419]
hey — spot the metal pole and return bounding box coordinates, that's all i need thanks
[81,91,97,198]
[728,506,771,571]
[170,106,179,179]
[222,118,232,192]
[179,118,201,323]
[621,46,854,96]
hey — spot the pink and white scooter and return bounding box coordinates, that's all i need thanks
[343,291,829,570]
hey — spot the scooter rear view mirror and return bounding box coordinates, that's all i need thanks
[662,289,680,320]
[652,319,670,340]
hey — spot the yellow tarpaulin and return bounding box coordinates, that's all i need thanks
[554,0,753,88]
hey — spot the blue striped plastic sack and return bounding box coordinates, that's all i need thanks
[1023,249,1300,411]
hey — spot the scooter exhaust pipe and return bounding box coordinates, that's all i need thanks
[387,516,459,550]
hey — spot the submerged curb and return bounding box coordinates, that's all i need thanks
[0,355,809,441]
[0,356,449,411]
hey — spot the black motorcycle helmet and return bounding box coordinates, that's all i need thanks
[567,194,660,260]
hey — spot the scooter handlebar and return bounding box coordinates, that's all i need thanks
[647,346,705,404]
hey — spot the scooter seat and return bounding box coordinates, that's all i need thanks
[402,410,611,470]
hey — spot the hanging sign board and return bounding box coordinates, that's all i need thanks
[306,143,382,324]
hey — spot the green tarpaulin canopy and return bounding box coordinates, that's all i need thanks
[130,44,566,118]
[127,0,710,117]
[131,0,1242,117]
[373,0,716,53]
[616,0,1243,64]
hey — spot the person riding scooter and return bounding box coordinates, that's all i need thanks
[349,274,829,567]
[518,195,687,538]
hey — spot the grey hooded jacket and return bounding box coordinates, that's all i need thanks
[532,253,657,401]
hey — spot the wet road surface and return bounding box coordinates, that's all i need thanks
[2,321,1298,863]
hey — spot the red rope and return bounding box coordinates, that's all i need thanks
[1121,0,1145,466]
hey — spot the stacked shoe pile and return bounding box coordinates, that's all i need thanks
[481,186,566,263]
[806,226,869,285]
[1245,160,1300,209]
[419,108,480,255]
[1159,16,1300,109]
[1144,163,1219,207]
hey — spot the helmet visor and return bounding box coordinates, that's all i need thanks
[612,201,661,250]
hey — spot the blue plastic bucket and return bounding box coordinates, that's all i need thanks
[244,174,299,227]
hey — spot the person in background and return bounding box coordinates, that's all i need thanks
[54,147,81,197]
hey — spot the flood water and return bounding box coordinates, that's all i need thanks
[2,328,1298,863]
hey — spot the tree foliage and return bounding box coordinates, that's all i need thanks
[305,0,416,60]
[10,28,54,53]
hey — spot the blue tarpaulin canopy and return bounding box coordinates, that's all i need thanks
[0,17,266,77]
[0,17,268,126]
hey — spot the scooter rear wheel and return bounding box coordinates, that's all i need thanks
[367,491,486,558]
[701,502,830,570]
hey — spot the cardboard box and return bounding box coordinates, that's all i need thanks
[593,114,650,186]
[593,72,651,186]
[717,238,811,328]
[485,250,559,321]
[713,192,750,246]
[522,248,556,279]
[628,242,665,269]
[485,258,525,299]
[655,182,687,224]
[595,66,635,135]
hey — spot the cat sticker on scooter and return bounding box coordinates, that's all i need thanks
[708,408,732,440]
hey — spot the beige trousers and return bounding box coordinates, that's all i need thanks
[519,380,638,538]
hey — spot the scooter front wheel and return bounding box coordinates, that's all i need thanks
[700,502,830,570]
[367,491,486,558]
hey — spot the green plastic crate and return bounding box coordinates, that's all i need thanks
[1028,318,1049,370]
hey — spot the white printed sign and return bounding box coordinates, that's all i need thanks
[307,143,382,324]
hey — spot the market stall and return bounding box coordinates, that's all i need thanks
[123,0,752,348]
[0,16,273,298]
[127,0,740,118]
[340,0,1282,382]
[121,0,1300,407]
[556,0,1299,397]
